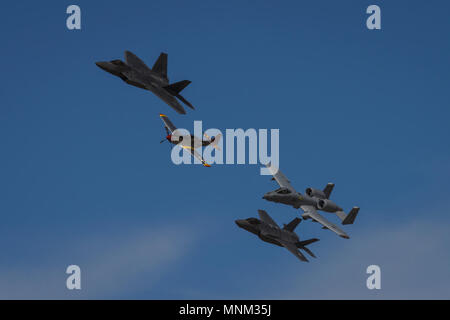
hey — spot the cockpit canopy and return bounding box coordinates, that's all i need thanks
[247,218,261,225]
[274,187,291,195]
[111,59,127,67]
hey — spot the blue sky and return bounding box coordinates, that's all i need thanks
[1,0,450,299]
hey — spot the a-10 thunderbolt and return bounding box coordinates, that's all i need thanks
[159,114,221,167]
[235,209,319,262]
[263,164,359,239]
[96,51,195,114]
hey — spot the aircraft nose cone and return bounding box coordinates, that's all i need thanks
[235,220,246,228]
[95,61,109,71]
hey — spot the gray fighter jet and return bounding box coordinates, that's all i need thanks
[263,164,359,239]
[96,51,195,114]
[235,210,319,262]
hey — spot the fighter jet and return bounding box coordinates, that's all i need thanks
[235,209,319,262]
[262,164,359,239]
[159,114,221,167]
[96,51,195,114]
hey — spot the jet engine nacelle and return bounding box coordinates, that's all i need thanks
[306,188,326,199]
[317,199,341,213]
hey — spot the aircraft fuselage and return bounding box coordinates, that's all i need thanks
[95,60,186,114]
[262,188,342,212]
[165,134,212,148]
[235,219,299,248]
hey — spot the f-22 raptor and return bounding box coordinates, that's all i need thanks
[263,164,359,239]
[96,51,195,114]
[235,210,319,262]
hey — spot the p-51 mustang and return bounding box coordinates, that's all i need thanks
[235,209,319,262]
[263,164,359,239]
[159,114,221,167]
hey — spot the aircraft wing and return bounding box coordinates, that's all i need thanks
[159,114,177,133]
[278,239,308,262]
[301,205,350,239]
[181,146,211,167]
[257,210,279,228]
[266,164,296,192]
[124,51,152,75]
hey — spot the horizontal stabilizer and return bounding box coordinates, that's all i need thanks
[302,246,316,258]
[297,238,319,258]
[342,207,359,225]
[297,238,319,247]
[175,94,195,110]
[164,80,195,110]
[164,80,191,95]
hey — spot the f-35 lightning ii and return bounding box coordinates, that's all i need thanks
[263,164,359,239]
[96,51,195,114]
[235,209,319,262]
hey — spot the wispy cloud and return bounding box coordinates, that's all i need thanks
[274,218,450,299]
[0,224,197,299]
[2,214,449,299]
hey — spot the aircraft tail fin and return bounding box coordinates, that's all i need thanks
[283,217,301,232]
[336,207,360,225]
[296,238,319,258]
[152,53,168,79]
[323,183,334,199]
